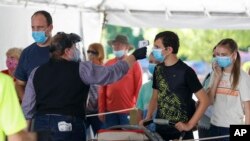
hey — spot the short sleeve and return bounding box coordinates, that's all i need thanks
[239,71,250,101]
[186,67,203,93]
[14,51,27,81]
[0,74,27,136]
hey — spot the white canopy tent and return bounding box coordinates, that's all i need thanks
[1,0,250,69]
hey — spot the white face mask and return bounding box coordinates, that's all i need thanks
[113,50,125,58]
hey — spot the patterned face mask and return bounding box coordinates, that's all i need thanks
[6,57,18,71]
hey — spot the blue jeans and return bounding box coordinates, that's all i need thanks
[198,114,212,140]
[210,124,229,141]
[33,114,86,141]
[104,113,129,128]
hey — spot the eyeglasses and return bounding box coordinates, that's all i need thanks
[87,50,98,55]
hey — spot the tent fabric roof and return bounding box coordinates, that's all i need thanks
[1,0,250,29]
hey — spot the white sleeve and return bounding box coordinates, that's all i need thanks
[239,70,250,101]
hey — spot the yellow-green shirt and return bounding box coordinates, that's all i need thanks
[0,73,27,140]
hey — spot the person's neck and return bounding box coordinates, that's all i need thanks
[92,59,102,65]
[61,55,71,61]
[223,65,233,73]
[8,69,14,78]
[164,54,178,66]
[36,36,51,47]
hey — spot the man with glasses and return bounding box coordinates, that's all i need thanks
[15,10,53,102]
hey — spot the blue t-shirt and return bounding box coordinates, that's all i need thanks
[15,43,50,81]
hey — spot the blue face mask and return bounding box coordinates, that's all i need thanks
[113,50,125,58]
[32,31,48,43]
[152,49,164,62]
[216,56,232,68]
[148,63,156,75]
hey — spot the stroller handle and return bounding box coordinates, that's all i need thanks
[143,119,186,140]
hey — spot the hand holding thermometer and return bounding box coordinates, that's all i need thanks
[138,40,149,48]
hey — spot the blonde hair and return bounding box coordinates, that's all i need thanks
[88,43,105,65]
[6,47,23,60]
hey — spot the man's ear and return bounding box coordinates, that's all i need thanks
[46,24,53,36]
[48,24,53,32]
[167,46,173,53]
[64,48,71,56]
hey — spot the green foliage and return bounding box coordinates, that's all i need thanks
[101,24,250,62]
[101,24,144,59]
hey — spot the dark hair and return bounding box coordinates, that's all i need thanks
[50,32,81,59]
[216,38,240,90]
[154,31,179,54]
[32,10,53,26]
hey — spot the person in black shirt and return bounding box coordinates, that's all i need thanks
[140,31,209,141]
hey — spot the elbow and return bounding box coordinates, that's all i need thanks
[201,96,210,110]
[208,95,215,105]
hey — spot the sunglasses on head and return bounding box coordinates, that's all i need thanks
[87,50,98,55]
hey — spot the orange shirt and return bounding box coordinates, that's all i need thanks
[98,58,142,114]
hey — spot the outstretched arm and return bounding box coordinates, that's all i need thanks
[80,47,147,85]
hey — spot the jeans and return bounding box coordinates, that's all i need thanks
[85,114,103,135]
[209,124,229,141]
[156,125,193,141]
[104,113,129,128]
[198,127,211,141]
[33,114,86,141]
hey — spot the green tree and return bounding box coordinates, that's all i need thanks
[101,24,144,59]
[101,24,250,63]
